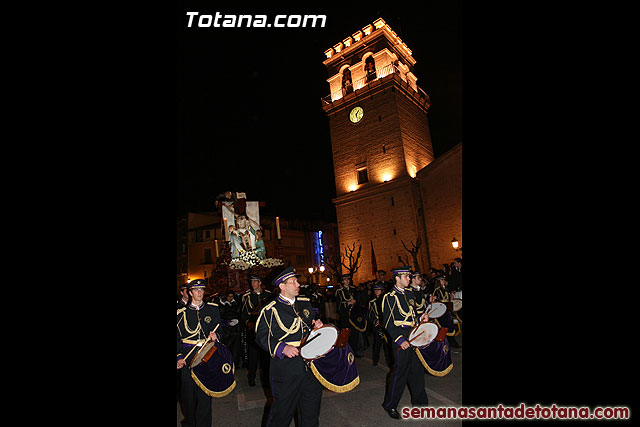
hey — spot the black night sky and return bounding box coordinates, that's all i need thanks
[177,2,461,221]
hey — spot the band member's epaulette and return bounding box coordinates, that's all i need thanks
[207,302,218,307]
[369,298,377,304]
[177,307,186,315]
[261,300,276,313]
[297,297,310,301]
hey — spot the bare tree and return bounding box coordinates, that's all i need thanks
[324,242,363,280]
[341,242,363,277]
[396,253,410,267]
[323,243,342,282]
[401,237,422,272]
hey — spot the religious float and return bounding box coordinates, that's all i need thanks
[209,191,286,295]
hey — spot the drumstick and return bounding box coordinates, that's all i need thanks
[182,324,220,361]
[408,331,425,344]
[397,330,425,351]
[299,332,322,349]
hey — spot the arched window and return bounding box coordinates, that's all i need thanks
[365,55,377,83]
[341,66,353,96]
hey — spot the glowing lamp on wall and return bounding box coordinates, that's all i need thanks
[382,173,392,182]
[349,184,357,192]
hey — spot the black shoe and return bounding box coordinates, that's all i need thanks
[387,408,400,419]
[248,377,256,386]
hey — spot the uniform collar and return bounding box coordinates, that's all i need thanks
[393,285,405,294]
[189,301,204,310]
[278,295,295,305]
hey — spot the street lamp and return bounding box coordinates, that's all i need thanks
[451,237,462,253]
[308,265,326,285]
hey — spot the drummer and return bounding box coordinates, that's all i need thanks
[368,282,393,368]
[409,271,427,317]
[430,274,460,348]
[255,267,324,427]
[176,279,222,427]
[374,269,392,293]
[335,273,364,358]
[241,274,273,387]
[381,267,430,419]
[177,282,190,309]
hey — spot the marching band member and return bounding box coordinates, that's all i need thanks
[409,271,427,317]
[177,282,190,309]
[368,282,393,367]
[335,274,364,357]
[381,267,430,419]
[241,275,273,387]
[255,267,324,427]
[431,274,461,348]
[176,279,222,427]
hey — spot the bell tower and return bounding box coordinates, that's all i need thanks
[322,18,434,283]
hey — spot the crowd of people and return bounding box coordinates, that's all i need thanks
[177,258,462,426]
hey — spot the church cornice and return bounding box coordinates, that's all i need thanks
[332,175,416,207]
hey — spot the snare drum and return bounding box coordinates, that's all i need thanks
[348,304,367,332]
[453,290,462,300]
[425,302,447,318]
[191,339,217,368]
[299,325,339,361]
[407,322,439,349]
[452,299,462,312]
[309,342,360,393]
[190,342,236,397]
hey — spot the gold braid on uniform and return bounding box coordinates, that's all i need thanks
[255,300,303,357]
[383,291,416,328]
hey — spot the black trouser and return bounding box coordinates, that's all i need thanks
[372,329,393,366]
[382,345,428,410]
[339,316,363,354]
[179,366,212,427]
[222,324,242,366]
[247,330,270,383]
[266,355,323,427]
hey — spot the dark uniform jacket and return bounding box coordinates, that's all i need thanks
[433,285,450,302]
[176,301,222,364]
[335,286,355,323]
[241,289,273,329]
[409,286,427,317]
[449,267,462,292]
[381,286,421,348]
[255,295,315,358]
[368,296,384,329]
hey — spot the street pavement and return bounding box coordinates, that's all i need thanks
[178,335,462,426]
